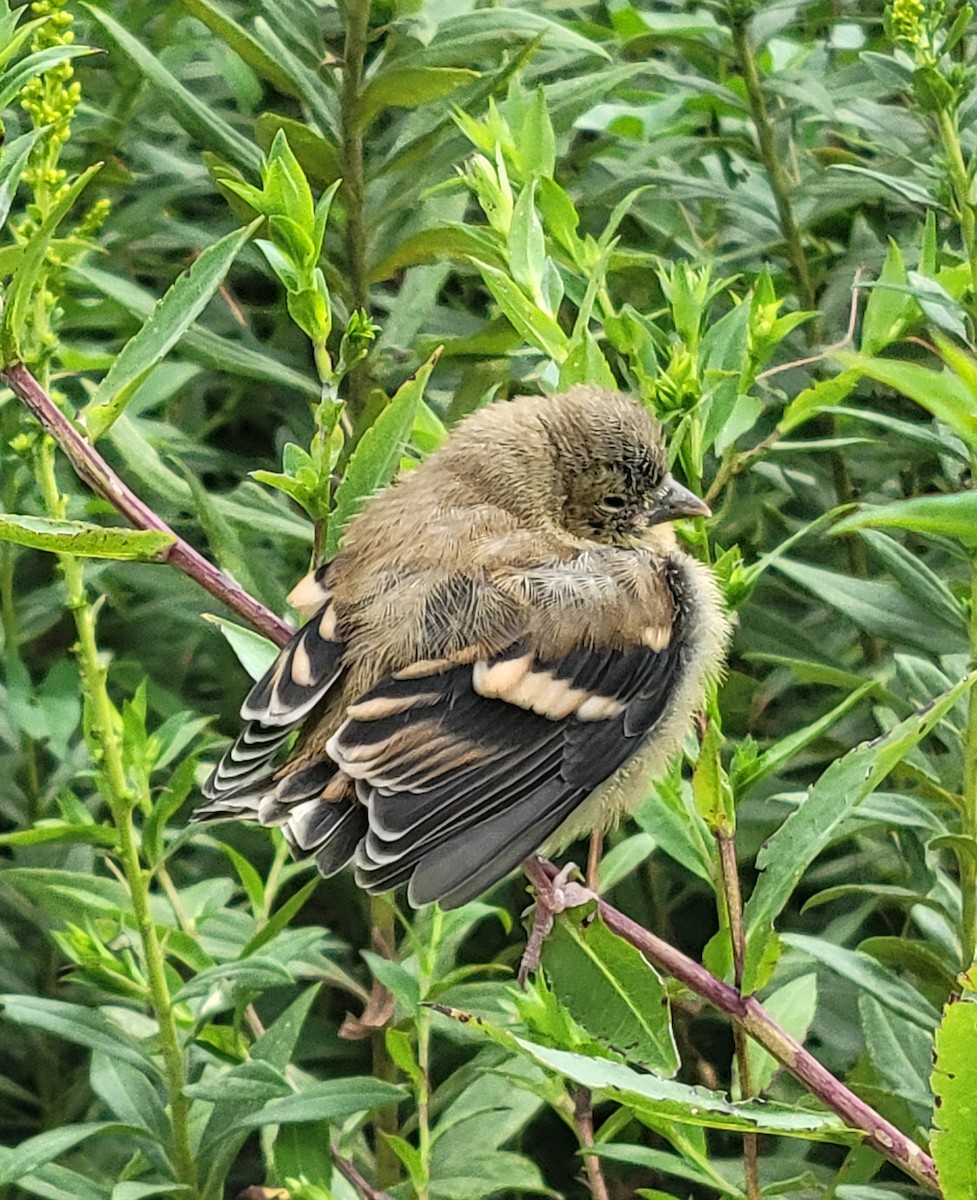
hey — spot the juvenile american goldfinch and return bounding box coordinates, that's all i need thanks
[197,386,730,908]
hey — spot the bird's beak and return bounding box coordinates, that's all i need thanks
[643,475,711,527]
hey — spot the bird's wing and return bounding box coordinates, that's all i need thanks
[336,555,686,907]
[199,569,346,815]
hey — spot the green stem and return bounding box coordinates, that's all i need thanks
[370,892,402,1189]
[415,902,442,1200]
[716,830,760,1200]
[339,0,372,426]
[416,1006,432,1200]
[34,437,197,1191]
[729,9,817,316]
[961,451,977,968]
[936,106,977,319]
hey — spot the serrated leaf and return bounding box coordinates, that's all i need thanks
[543,906,679,1074]
[932,997,977,1200]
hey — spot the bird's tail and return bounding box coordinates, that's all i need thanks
[193,760,366,878]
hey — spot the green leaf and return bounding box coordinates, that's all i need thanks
[0,821,115,849]
[252,985,321,1072]
[834,492,977,547]
[184,1059,292,1103]
[857,529,968,633]
[173,957,294,1002]
[360,67,479,127]
[732,683,874,794]
[234,1077,405,1128]
[90,1053,168,1142]
[860,240,913,354]
[741,672,977,992]
[431,1149,556,1199]
[0,995,160,1076]
[85,5,261,172]
[588,1144,744,1198]
[932,997,977,1200]
[542,906,679,1074]
[326,352,437,558]
[772,558,969,655]
[509,180,547,305]
[779,371,860,435]
[559,329,616,390]
[205,616,280,681]
[470,259,568,362]
[833,351,977,450]
[111,1185,186,1200]
[0,128,45,232]
[177,0,300,97]
[2,161,102,363]
[0,1123,142,1188]
[746,975,818,1095]
[1,867,146,923]
[81,221,258,440]
[274,1120,333,1190]
[0,514,174,561]
[447,1019,852,1141]
[860,995,934,1125]
[520,85,556,179]
[74,264,320,398]
[785,935,940,1029]
[255,114,340,190]
[239,875,319,957]
[370,223,505,281]
[0,44,95,113]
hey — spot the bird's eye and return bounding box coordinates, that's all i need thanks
[603,495,627,510]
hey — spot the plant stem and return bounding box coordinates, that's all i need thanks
[529,860,941,1195]
[961,451,977,968]
[728,9,816,315]
[936,107,977,317]
[717,833,761,1200]
[3,362,292,647]
[332,1148,396,1200]
[573,1086,610,1200]
[339,0,372,426]
[34,437,197,1191]
[369,892,402,1189]
[938,109,977,964]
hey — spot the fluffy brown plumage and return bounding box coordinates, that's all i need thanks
[196,386,730,908]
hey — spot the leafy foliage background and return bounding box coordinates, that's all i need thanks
[1,1,977,1199]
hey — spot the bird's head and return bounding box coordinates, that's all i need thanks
[538,388,710,548]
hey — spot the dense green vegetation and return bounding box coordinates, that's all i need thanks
[1,1,977,1198]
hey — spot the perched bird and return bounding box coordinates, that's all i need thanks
[196,386,730,909]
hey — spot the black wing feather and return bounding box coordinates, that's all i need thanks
[199,599,345,810]
[334,632,686,907]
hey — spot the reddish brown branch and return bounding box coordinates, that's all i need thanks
[3,361,292,647]
[529,860,940,1196]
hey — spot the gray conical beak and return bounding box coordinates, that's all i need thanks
[644,475,711,527]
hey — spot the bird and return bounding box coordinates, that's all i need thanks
[195,386,730,910]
